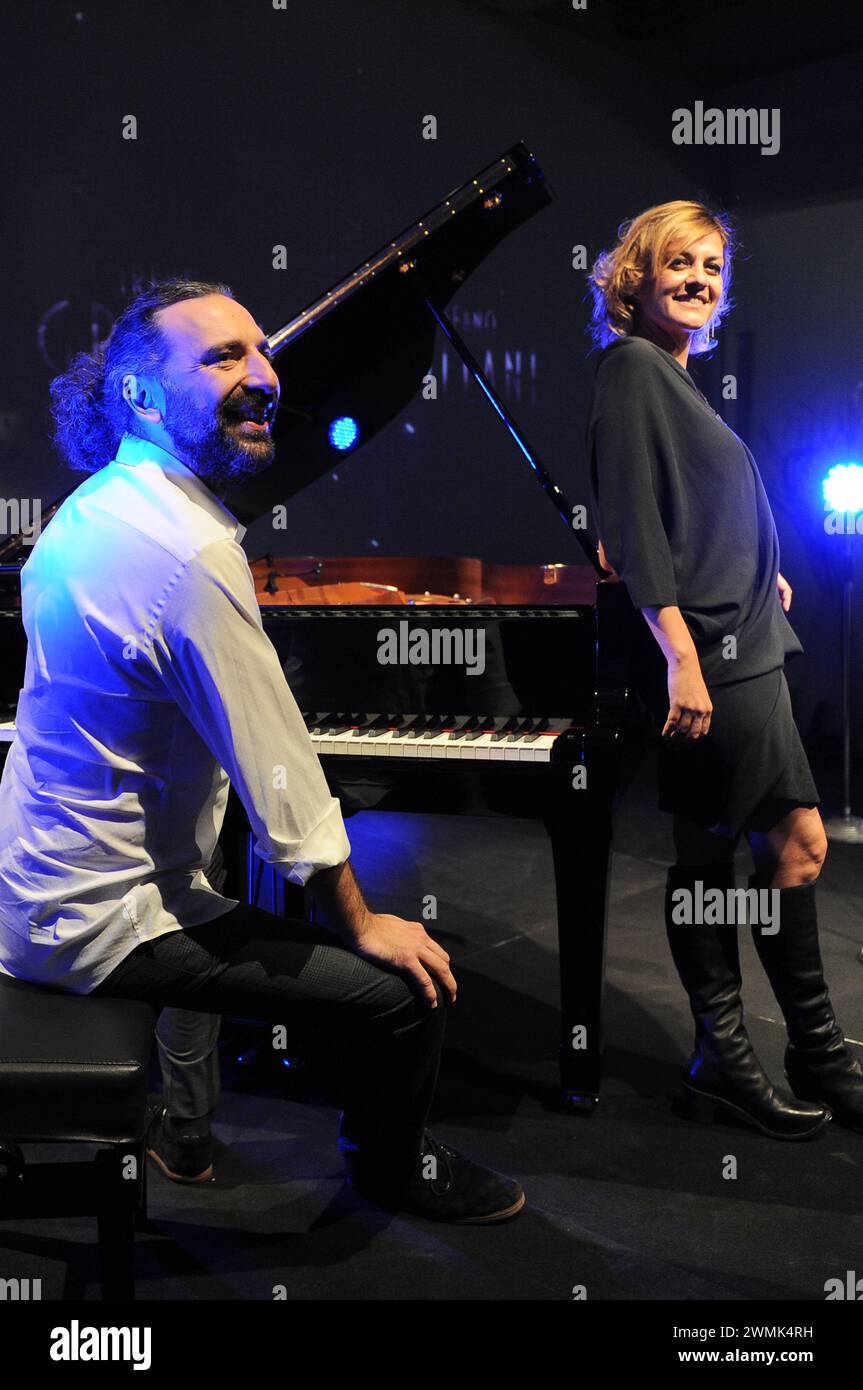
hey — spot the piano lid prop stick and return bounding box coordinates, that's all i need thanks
[419,293,604,575]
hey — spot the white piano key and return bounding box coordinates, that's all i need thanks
[322,730,358,754]
[423,732,453,759]
[460,733,493,760]
[358,732,394,754]
[366,729,400,756]
[309,723,562,765]
[383,731,406,756]
[531,735,557,763]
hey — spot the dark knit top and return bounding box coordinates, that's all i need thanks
[586,335,802,687]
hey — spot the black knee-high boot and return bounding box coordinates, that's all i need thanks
[749,877,863,1133]
[665,864,830,1139]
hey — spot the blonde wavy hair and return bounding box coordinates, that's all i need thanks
[587,199,737,356]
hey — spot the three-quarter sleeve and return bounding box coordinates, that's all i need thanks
[588,343,680,610]
[153,537,351,885]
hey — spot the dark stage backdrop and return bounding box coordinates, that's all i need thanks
[2,0,861,751]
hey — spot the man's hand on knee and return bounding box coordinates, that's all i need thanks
[309,860,457,1007]
[350,912,457,1009]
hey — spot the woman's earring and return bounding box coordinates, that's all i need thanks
[706,315,716,345]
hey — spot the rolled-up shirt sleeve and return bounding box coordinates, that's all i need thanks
[153,537,350,885]
[588,346,679,610]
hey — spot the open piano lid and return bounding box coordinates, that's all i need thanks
[225,142,553,523]
[0,143,552,562]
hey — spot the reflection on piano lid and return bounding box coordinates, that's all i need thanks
[248,555,599,606]
[240,554,621,789]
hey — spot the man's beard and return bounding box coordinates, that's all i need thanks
[164,385,276,492]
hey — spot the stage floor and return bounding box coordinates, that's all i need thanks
[5,752,863,1300]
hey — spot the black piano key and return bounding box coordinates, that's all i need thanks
[407,726,431,741]
[323,712,354,735]
[397,715,428,739]
[521,722,543,743]
[447,716,474,736]
[366,714,395,738]
[464,713,493,741]
[306,712,335,735]
[421,714,454,739]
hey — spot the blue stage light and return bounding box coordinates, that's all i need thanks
[822,461,863,513]
[328,416,360,451]
[819,461,863,842]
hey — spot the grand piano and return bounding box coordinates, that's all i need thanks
[0,144,643,1112]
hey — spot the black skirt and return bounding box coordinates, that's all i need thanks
[657,666,820,835]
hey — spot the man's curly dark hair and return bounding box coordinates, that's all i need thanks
[49,278,234,472]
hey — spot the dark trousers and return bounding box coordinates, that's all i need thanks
[92,904,447,1169]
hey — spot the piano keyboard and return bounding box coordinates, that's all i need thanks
[302,714,572,763]
[0,715,576,762]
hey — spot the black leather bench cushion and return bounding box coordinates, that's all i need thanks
[0,975,158,1143]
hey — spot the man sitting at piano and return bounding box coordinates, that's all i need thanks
[0,277,524,1223]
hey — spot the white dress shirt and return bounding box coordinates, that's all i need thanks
[0,434,350,993]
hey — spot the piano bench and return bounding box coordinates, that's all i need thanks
[0,974,158,1300]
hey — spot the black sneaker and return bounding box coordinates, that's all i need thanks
[349,1131,525,1223]
[145,1097,214,1184]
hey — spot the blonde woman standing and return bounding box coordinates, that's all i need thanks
[586,201,862,1139]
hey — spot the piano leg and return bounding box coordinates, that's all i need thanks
[545,793,613,1114]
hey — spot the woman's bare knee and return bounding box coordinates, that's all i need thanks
[754,809,827,887]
